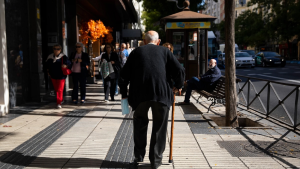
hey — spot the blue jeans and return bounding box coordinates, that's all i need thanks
[184,77,204,103]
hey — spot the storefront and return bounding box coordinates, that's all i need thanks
[0,0,139,115]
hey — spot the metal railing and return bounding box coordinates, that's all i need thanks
[236,74,300,130]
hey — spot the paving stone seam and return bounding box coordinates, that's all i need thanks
[101,112,132,168]
[2,114,80,168]
[0,115,48,139]
[178,105,212,169]
[61,104,112,168]
[166,127,175,169]
[0,109,91,169]
[116,116,133,163]
[237,157,250,169]
[214,129,250,168]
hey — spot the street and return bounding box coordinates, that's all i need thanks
[221,64,300,127]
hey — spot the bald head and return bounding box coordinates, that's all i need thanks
[144,30,161,45]
[209,59,217,69]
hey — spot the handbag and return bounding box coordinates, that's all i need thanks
[108,62,114,74]
[61,56,72,75]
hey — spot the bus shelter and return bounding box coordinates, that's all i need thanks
[161,2,216,80]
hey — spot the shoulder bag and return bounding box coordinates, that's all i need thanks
[61,56,72,75]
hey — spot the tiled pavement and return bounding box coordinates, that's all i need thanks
[0,82,299,169]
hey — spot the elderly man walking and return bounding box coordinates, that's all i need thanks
[119,31,185,168]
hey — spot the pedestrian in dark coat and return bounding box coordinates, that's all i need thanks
[101,43,121,102]
[69,42,90,104]
[119,31,185,169]
[46,44,71,109]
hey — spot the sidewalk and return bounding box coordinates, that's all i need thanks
[0,82,299,169]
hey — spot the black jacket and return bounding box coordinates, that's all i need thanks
[69,52,90,75]
[200,66,222,92]
[101,52,121,78]
[46,53,71,79]
[119,44,185,110]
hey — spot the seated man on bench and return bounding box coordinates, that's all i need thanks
[179,59,221,105]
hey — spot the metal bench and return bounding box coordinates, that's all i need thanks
[197,76,242,113]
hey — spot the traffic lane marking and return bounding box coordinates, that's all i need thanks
[252,74,300,84]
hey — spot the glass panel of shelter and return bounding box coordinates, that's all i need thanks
[172,32,185,62]
[188,31,198,61]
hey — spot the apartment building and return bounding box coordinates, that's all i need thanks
[235,0,257,18]
[202,0,224,24]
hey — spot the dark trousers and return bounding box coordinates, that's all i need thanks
[72,73,86,101]
[184,77,204,103]
[133,101,170,165]
[104,76,115,100]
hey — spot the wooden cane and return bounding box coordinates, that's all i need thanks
[169,93,175,163]
[169,90,181,163]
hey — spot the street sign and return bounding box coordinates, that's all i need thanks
[166,22,211,29]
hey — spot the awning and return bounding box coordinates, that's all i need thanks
[122,29,142,38]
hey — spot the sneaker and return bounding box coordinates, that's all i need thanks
[61,100,64,104]
[115,93,119,96]
[57,104,62,109]
[104,100,109,102]
[80,100,85,104]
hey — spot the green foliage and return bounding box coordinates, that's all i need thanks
[248,0,300,46]
[235,10,266,47]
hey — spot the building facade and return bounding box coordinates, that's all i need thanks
[0,0,139,116]
[203,0,223,24]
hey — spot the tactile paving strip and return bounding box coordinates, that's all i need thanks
[0,109,89,169]
[101,112,134,168]
[217,140,300,158]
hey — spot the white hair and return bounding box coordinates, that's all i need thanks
[145,31,159,43]
[75,42,84,48]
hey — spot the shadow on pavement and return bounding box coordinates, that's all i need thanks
[0,151,140,168]
[237,129,300,168]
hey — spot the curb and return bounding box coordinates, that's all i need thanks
[286,60,300,64]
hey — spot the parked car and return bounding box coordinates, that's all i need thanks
[218,53,225,67]
[255,51,286,67]
[240,50,255,59]
[219,44,239,53]
[235,52,255,68]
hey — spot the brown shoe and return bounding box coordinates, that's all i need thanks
[178,102,190,105]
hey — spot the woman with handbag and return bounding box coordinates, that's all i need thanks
[70,42,90,104]
[46,44,71,109]
[101,43,121,102]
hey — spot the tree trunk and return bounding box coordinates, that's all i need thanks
[225,0,239,127]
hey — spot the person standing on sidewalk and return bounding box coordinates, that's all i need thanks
[115,43,127,96]
[119,31,185,169]
[46,44,71,109]
[69,42,90,104]
[101,43,121,102]
[126,42,132,55]
[162,42,174,53]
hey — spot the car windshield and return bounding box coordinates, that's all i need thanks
[264,52,280,58]
[235,53,250,57]
[245,51,255,55]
